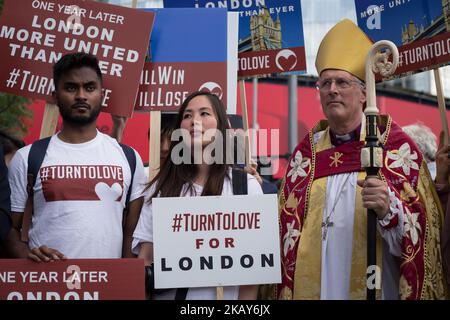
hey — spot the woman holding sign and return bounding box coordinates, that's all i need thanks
[132,91,263,300]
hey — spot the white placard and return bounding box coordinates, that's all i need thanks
[153,194,281,289]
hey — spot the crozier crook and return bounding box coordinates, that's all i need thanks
[362,40,399,300]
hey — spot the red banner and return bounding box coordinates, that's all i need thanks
[0,0,154,117]
[40,165,124,202]
[389,31,450,79]
[136,61,227,112]
[0,259,145,300]
[237,46,306,77]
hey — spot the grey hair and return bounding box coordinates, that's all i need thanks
[402,123,437,163]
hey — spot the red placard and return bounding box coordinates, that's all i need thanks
[136,61,227,112]
[0,0,154,117]
[0,259,145,300]
[389,31,450,79]
[237,47,306,77]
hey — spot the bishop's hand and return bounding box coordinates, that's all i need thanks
[357,177,389,219]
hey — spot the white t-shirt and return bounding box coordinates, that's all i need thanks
[132,169,263,300]
[8,131,146,259]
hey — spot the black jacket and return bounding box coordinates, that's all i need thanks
[0,147,11,241]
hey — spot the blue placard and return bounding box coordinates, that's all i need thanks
[164,0,304,49]
[355,0,443,46]
[354,0,449,78]
[145,7,228,62]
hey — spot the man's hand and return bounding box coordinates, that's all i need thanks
[110,115,128,142]
[244,161,262,185]
[357,177,390,219]
[28,245,67,262]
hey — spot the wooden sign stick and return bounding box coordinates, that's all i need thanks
[39,102,59,139]
[149,111,161,181]
[216,286,224,300]
[433,68,449,145]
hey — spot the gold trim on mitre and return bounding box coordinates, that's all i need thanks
[315,19,373,80]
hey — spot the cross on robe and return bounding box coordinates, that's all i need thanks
[322,216,334,241]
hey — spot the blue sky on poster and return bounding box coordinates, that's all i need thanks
[163,0,304,48]
[355,0,442,45]
[143,8,227,62]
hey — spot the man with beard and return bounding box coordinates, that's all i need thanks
[5,53,146,260]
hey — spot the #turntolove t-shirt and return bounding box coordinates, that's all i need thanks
[9,131,146,258]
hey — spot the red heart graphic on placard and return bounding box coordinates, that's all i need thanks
[278,55,297,71]
[199,82,223,99]
[209,86,223,97]
[275,49,298,72]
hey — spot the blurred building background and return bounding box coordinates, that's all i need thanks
[103,0,450,97]
[23,0,445,180]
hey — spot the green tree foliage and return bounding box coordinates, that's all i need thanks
[0,94,33,139]
[0,0,34,139]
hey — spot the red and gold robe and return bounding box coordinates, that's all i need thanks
[278,115,448,299]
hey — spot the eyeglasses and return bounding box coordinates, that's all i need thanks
[316,77,365,91]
